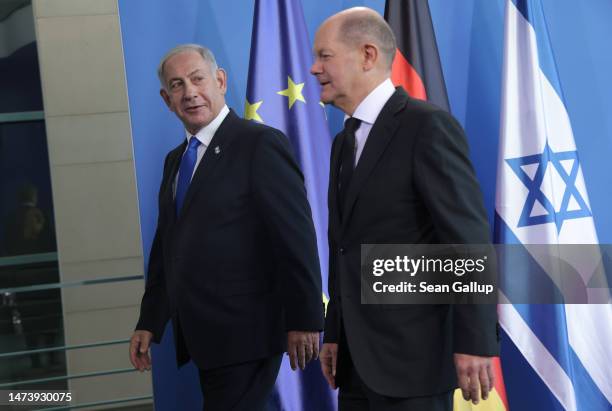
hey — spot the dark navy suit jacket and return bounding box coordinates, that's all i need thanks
[137,109,324,370]
[325,89,499,397]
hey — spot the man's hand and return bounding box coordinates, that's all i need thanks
[129,330,153,372]
[319,343,338,389]
[287,331,320,370]
[454,353,494,405]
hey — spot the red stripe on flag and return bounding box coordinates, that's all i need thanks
[492,357,509,409]
[391,49,427,101]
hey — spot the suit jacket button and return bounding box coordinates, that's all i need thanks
[340,248,345,255]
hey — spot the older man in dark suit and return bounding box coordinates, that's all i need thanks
[311,8,498,411]
[128,44,324,411]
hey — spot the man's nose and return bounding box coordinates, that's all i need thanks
[183,80,198,99]
[310,60,321,75]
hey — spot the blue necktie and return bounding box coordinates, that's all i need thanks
[175,137,201,216]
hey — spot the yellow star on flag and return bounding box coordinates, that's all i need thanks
[244,100,263,123]
[277,76,306,109]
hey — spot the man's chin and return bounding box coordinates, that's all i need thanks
[319,96,334,106]
[184,115,212,131]
[185,120,210,135]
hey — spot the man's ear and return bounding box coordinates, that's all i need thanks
[160,88,172,109]
[215,68,228,95]
[362,43,379,71]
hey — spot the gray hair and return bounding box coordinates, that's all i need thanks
[157,44,219,88]
[338,13,396,71]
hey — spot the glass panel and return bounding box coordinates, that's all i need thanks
[0,1,41,114]
[0,120,57,257]
[0,1,66,394]
[0,259,67,391]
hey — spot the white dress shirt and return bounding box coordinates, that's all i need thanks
[345,78,395,165]
[174,104,230,195]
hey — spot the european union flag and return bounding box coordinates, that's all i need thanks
[245,0,336,409]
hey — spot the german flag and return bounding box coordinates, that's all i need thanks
[384,0,450,111]
[384,1,508,409]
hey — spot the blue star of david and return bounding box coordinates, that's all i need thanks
[506,141,592,232]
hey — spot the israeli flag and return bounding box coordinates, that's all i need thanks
[495,0,612,410]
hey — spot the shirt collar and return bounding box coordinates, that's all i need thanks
[185,104,230,146]
[345,78,395,125]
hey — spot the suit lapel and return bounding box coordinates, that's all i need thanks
[340,89,408,231]
[329,132,345,228]
[176,109,241,218]
[162,144,185,224]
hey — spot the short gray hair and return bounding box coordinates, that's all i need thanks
[338,13,396,71]
[157,44,219,88]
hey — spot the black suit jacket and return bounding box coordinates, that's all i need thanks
[325,89,498,397]
[136,109,324,370]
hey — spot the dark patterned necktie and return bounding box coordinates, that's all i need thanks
[175,137,201,216]
[338,117,361,217]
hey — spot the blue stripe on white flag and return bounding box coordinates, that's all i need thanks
[497,214,611,410]
[501,327,566,411]
[511,0,563,97]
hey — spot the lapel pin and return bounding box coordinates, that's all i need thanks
[214,146,221,155]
